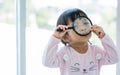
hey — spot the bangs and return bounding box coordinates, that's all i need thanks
[57,8,87,26]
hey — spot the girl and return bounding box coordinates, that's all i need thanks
[42,8,119,75]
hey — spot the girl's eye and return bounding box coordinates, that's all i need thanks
[84,22,89,25]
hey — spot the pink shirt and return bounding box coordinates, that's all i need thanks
[42,35,119,75]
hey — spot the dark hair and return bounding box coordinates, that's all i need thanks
[57,8,87,26]
[56,8,88,45]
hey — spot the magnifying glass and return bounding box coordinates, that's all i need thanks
[57,16,92,36]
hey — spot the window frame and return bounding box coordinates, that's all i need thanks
[16,0,26,75]
[116,0,120,75]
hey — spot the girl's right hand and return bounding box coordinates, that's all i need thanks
[53,25,68,39]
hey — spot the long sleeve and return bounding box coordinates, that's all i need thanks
[98,34,119,65]
[42,35,64,68]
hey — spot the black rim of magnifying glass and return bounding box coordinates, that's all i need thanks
[56,16,93,36]
[71,16,93,36]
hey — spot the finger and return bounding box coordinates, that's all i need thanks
[99,31,105,38]
[91,25,98,31]
[92,28,101,36]
[58,25,68,31]
[59,30,68,38]
[62,30,68,36]
[56,25,65,32]
[63,26,68,31]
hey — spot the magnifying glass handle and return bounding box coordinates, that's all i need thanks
[56,28,68,32]
[56,28,63,32]
[56,27,73,32]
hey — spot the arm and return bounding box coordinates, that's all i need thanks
[42,35,64,68]
[91,25,119,65]
[42,25,72,68]
[99,34,119,65]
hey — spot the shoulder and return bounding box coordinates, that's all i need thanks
[57,45,71,55]
[89,45,104,53]
[89,45,104,60]
[57,45,72,61]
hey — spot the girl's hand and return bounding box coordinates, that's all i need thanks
[53,25,68,40]
[91,24,105,39]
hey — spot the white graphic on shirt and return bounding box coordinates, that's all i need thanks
[96,53,102,60]
[70,61,97,74]
[70,63,80,72]
[63,54,69,61]
[89,61,97,71]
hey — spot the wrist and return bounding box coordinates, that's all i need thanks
[53,33,60,39]
[99,33,106,39]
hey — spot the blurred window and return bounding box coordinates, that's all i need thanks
[0,0,16,75]
[26,0,117,75]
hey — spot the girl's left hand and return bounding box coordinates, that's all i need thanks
[91,24,105,39]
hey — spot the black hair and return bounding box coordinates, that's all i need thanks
[56,8,88,45]
[57,8,87,26]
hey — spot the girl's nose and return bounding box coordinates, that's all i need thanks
[81,28,86,31]
[83,69,87,72]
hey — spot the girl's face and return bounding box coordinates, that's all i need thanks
[65,19,92,45]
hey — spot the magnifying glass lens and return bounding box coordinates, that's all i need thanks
[73,17,92,36]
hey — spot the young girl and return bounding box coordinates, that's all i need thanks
[42,8,119,75]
